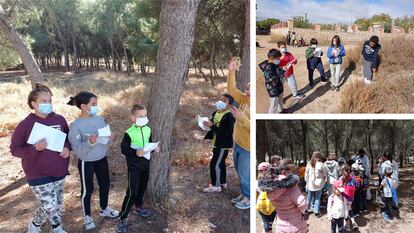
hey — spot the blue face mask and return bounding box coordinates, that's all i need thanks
[215,100,227,110]
[38,103,52,115]
[88,106,99,116]
[274,60,280,65]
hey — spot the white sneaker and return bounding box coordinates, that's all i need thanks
[27,221,40,233]
[52,225,67,233]
[84,216,96,231]
[221,183,228,190]
[231,194,244,204]
[203,185,221,193]
[100,206,120,218]
[235,197,250,210]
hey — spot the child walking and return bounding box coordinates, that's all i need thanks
[361,35,381,84]
[202,94,236,192]
[68,92,119,230]
[277,41,304,99]
[327,35,346,91]
[306,38,327,87]
[258,48,285,113]
[10,84,71,233]
[116,104,160,233]
[327,180,349,233]
[380,166,397,221]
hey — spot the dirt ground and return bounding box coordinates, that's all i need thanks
[256,35,361,114]
[0,71,249,233]
[256,164,414,233]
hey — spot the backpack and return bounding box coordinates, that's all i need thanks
[256,191,276,215]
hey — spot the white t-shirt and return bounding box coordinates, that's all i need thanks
[381,177,396,198]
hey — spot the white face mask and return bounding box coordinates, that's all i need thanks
[135,117,149,127]
[281,48,288,53]
[274,60,280,65]
[311,44,317,48]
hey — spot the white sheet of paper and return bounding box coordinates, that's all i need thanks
[27,122,67,152]
[197,115,210,131]
[96,137,110,145]
[131,142,160,160]
[98,125,111,137]
[315,47,322,57]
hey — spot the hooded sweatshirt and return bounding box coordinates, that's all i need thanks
[324,160,341,184]
[361,40,381,68]
[258,174,307,233]
[327,193,349,220]
[305,161,326,191]
[10,112,71,182]
[258,60,284,97]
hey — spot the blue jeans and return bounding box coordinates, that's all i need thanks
[306,189,322,214]
[284,74,298,96]
[233,143,250,199]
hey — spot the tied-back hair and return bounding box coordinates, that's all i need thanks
[67,91,97,109]
[27,83,53,109]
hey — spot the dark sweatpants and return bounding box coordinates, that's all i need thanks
[307,58,326,85]
[210,148,229,186]
[331,217,344,233]
[78,157,110,217]
[119,166,150,220]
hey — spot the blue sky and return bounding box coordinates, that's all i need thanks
[257,0,414,24]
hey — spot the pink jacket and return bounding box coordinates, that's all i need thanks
[266,175,308,233]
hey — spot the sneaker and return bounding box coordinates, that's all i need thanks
[220,183,228,190]
[27,221,41,233]
[133,207,154,218]
[352,222,359,229]
[203,185,222,193]
[292,94,304,99]
[231,194,243,204]
[100,206,119,218]
[52,224,67,233]
[344,224,351,232]
[84,216,96,231]
[321,78,328,82]
[336,86,340,91]
[382,212,393,221]
[354,213,360,217]
[331,85,335,90]
[304,209,311,215]
[315,213,322,218]
[116,219,127,233]
[235,197,250,210]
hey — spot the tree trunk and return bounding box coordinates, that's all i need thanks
[367,120,374,174]
[147,0,201,203]
[236,0,250,90]
[300,120,307,162]
[0,6,43,87]
[341,121,355,158]
[72,35,79,73]
[256,120,268,163]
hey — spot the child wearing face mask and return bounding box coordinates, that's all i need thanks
[306,38,327,87]
[327,180,349,233]
[202,94,236,192]
[327,35,346,91]
[277,41,304,100]
[116,103,160,233]
[67,91,119,231]
[361,35,381,84]
[10,84,71,233]
[258,48,285,113]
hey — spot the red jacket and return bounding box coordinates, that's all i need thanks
[279,52,297,77]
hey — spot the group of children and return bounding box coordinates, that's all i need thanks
[259,35,382,113]
[10,84,159,233]
[257,149,399,233]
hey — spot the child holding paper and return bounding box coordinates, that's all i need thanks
[67,91,119,231]
[202,93,235,192]
[10,84,71,233]
[116,103,160,233]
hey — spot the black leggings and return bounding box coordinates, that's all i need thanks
[78,157,110,217]
[120,167,150,220]
[210,148,229,186]
[258,211,276,232]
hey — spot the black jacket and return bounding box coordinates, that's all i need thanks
[258,60,284,97]
[361,40,381,68]
[204,111,235,148]
[121,133,152,171]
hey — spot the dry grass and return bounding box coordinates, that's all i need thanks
[269,33,286,43]
[340,36,414,113]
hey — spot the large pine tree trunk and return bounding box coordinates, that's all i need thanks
[256,120,268,163]
[0,5,43,87]
[300,120,307,162]
[147,0,201,203]
[236,0,250,90]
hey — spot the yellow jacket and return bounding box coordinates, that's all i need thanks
[227,71,250,151]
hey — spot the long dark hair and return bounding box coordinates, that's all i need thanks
[67,91,97,109]
[331,35,341,47]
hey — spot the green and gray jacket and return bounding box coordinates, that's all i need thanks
[121,124,152,171]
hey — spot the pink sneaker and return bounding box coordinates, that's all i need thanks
[203,185,221,193]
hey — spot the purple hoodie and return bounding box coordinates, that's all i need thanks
[10,112,71,181]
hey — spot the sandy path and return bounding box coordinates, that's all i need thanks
[256,35,359,114]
